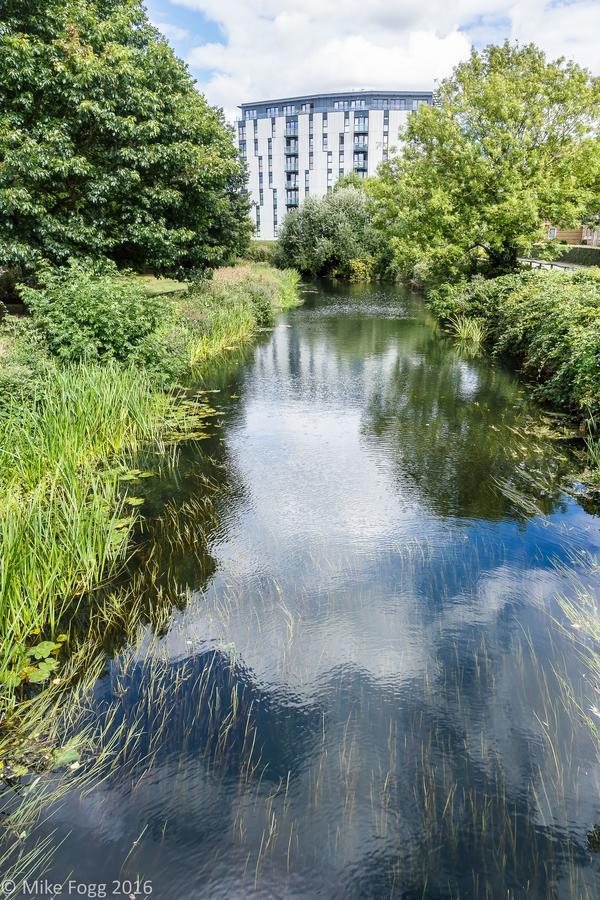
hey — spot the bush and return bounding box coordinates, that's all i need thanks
[243,241,277,264]
[246,282,276,327]
[560,245,600,267]
[20,261,171,364]
[275,187,384,278]
[0,317,50,414]
[428,270,600,416]
[348,257,376,282]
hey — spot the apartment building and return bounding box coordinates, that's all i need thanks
[237,90,433,240]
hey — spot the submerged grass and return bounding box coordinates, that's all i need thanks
[0,264,300,721]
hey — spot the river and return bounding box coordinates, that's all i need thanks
[7,282,600,898]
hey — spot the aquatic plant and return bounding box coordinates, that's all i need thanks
[447,314,487,349]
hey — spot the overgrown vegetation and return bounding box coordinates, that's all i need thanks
[0,264,300,718]
[429,269,600,422]
[275,185,386,279]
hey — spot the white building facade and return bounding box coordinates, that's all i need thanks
[237,90,433,241]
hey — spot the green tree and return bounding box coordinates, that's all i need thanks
[0,0,252,278]
[369,42,599,287]
[275,186,383,277]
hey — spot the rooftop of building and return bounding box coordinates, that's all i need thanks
[238,89,433,119]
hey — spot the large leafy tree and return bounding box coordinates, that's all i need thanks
[0,0,252,277]
[369,42,599,287]
[276,186,383,277]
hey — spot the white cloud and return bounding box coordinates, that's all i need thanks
[152,21,189,42]
[173,1,600,119]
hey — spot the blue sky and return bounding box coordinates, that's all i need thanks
[145,1,600,119]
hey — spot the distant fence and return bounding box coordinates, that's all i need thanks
[519,258,578,271]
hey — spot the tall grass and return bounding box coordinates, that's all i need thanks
[0,364,173,712]
[0,264,300,717]
[447,314,487,349]
[183,266,301,367]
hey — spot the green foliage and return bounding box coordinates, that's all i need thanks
[0,316,50,412]
[20,261,171,363]
[369,42,600,288]
[429,270,600,416]
[243,241,277,264]
[276,187,384,278]
[556,245,600,267]
[347,256,376,282]
[0,0,252,277]
[447,314,487,349]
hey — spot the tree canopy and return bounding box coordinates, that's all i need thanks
[369,42,600,287]
[0,0,252,277]
[275,185,384,278]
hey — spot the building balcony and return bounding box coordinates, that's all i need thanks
[353,161,368,171]
[286,198,299,208]
[284,127,298,137]
[285,162,299,173]
[284,145,299,155]
[354,123,369,134]
[353,141,368,152]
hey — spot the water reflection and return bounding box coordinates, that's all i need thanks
[7,282,599,899]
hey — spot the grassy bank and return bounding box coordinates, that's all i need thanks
[428,269,600,477]
[0,264,300,721]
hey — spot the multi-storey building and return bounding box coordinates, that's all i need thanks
[236,90,433,240]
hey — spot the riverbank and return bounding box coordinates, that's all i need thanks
[0,264,300,724]
[427,268,600,482]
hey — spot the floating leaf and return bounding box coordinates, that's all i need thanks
[26,641,61,660]
[124,497,144,507]
[53,747,80,768]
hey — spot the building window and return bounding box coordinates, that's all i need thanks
[238,140,247,157]
[309,152,314,169]
[271,117,276,137]
[245,109,257,119]
[268,171,273,186]
[258,156,263,171]
[322,134,328,149]
[259,189,264,205]
[339,134,344,146]
[339,167,344,177]
[266,106,279,116]
[300,102,313,112]
[344,111,350,128]
[254,139,259,155]
[323,112,328,126]
[548,226,558,239]
[283,104,296,115]
[339,152,344,164]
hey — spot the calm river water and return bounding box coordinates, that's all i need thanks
[10,283,600,898]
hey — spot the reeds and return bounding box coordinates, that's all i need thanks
[447,314,487,349]
[0,363,174,711]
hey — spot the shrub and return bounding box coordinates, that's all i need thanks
[275,187,384,278]
[0,317,50,413]
[348,257,376,282]
[428,270,600,416]
[20,261,171,364]
[246,282,276,327]
[243,241,277,264]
